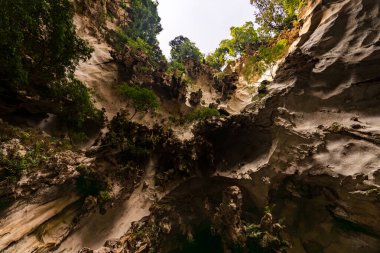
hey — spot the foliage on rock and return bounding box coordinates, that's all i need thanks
[169,36,203,65]
[167,35,204,80]
[126,0,163,45]
[250,0,303,34]
[206,0,303,81]
[51,77,104,132]
[76,165,110,201]
[0,0,92,89]
[111,0,165,77]
[0,121,72,181]
[205,47,230,70]
[0,0,103,133]
[100,113,215,184]
[186,107,221,122]
[0,121,76,211]
[120,83,159,119]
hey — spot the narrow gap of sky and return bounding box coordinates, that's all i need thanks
[157,0,256,59]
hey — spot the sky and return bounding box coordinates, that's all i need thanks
[157,0,256,59]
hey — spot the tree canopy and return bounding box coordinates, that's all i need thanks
[126,0,163,45]
[206,0,303,81]
[169,36,203,64]
[120,83,159,119]
[250,0,303,34]
[223,22,262,57]
[0,0,92,89]
[116,0,165,67]
[206,22,264,69]
[0,0,103,134]
[205,47,230,70]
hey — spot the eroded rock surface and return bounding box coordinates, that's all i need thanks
[1,0,380,252]
[83,0,380,252]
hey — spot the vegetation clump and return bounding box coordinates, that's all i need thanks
[170,36,203,65]
[167,35,204,78]
[76,165,110,200]
[112,0,165,69]
[126,0,162,44]
[52,77,103,132]
[120,83,160,119]
[0,0,102,133]
[0,121,75,211]
[258,81,269,94]
[206,0,303,81]
[0,0,92,88]
[250,0,303,34]
[0,145,44,181]
[100,113,163,176]
[186,107,221,122]
[100,113,209,183]
[207,24,289,81]
[0,121,72,182]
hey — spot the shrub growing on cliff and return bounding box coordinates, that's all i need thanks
[120,83,159,119]
[167,60,186,78]
[51,77,103,132]
[168,36,204,79]
[206,22,263,70]
[207,22,289,75]
[0,123,73,182]
[126,0,163,45]
[186,107,221,122]
[115,28,153,56]
[76,165,110,198]
[225,22,262,57]
[243,39,289,80]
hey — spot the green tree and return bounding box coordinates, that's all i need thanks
[169,36,203,64]
[206,22,262,69]
[0,0,102,133]
[117,0,165,67]
[206,47,229,70]
[167,60,186,77]
[126,0,163,45]
[120,83,159,119]
[226,22,261,56]
[243,39,288,80]
[51,76,103,131]
[206,0,303,79]
[249,0,303,34]
[0,0,92,90]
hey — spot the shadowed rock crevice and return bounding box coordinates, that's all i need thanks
[194,116,273,170]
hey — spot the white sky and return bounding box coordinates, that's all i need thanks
[157,0,255,59]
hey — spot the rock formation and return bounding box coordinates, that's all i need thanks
[189,89,203,106]
[81,0,380,252]
[1,0,380,252]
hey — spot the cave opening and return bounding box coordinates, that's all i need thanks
[156,0,255,59]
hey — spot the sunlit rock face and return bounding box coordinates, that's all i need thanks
[266,0,380,178]
[249,0,380,251]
